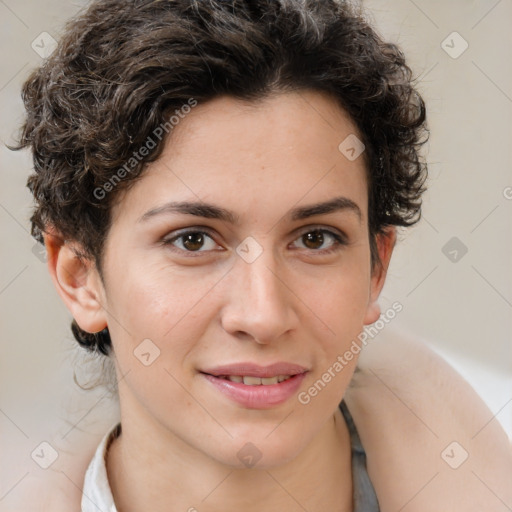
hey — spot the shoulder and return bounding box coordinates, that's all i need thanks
[344,326,512,512]
[7,426,113,512]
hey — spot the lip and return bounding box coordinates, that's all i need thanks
[201,372,308,409]
[200,362,309,378]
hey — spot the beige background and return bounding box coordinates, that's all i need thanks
[1,0,511,509]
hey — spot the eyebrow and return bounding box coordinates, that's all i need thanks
[138,196,362,224]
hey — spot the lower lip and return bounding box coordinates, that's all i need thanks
[201,372,308,409]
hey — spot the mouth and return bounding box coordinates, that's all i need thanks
[200,361,309,379]
[199,362,309,409]
[210,374,294,385]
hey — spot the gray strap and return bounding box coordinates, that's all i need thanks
[339,401,380,512]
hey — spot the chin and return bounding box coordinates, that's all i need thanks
[209,430,309,470]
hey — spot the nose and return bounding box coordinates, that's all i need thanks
[220,250,299,344]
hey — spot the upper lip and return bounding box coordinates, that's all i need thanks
[201,362,309,378]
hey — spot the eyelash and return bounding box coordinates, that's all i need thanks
[161,227,348,256]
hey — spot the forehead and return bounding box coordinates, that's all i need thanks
[111,90,369,225]
[169,90,364,166]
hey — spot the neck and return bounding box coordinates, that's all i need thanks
[106,402,353,512]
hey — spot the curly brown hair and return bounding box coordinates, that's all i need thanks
[14,0,428,357]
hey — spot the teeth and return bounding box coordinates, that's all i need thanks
[223,375,292,385]
[243,376,263,386]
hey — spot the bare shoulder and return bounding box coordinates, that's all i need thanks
[3,433,102,512]
[344,326,512,512]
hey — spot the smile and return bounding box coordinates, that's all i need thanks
[200,371,308,409]
[216,375,293,385]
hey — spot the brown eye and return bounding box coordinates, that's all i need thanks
[291,228,347,254]
[163,230,219,253]
[182,232,205,251]
[302,231,325,250]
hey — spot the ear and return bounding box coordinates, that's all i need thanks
[363,227,397,325]
[43,228,108,334]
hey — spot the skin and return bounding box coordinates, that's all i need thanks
[347,328,512,511]
[44,90,394,512]
[14,332,512,512]
[39,90,512,512]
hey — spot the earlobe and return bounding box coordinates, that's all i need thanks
[363,227,397,325]
[43,229,108,334]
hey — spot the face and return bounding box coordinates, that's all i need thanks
[85,90,392,467]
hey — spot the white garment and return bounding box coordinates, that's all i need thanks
[81,422,121,512]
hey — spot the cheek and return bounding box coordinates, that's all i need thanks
[304,256,372,334]
[104,262,224,359]
[102,266,222,413]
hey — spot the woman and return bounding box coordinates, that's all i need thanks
[14,0,512,510]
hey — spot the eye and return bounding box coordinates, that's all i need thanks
[162,229,221,253]
[291,228,347,254]
[161,227,347,256]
